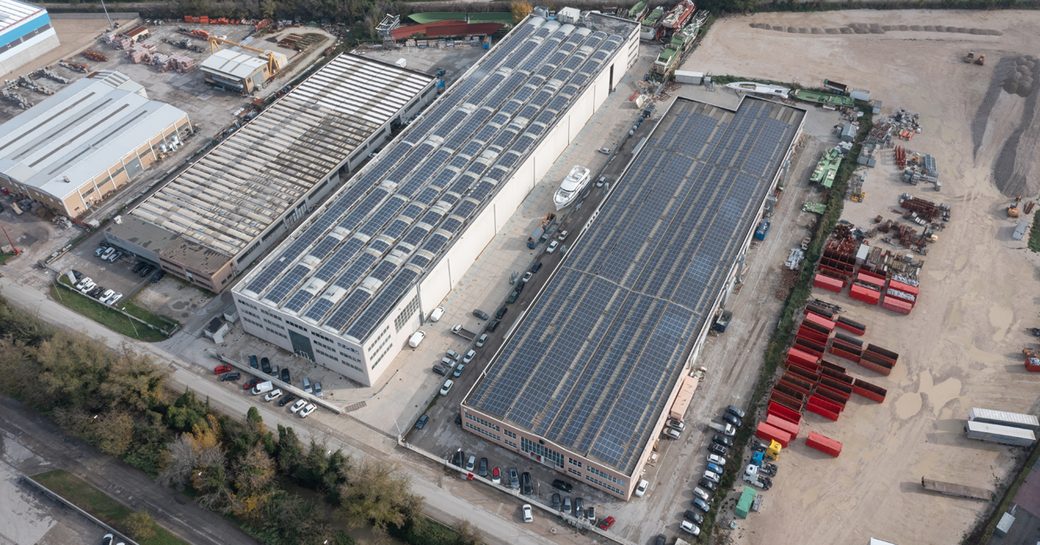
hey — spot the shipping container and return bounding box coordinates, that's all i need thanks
[820,359,847,373]
[830,346,862,363]
[795,338,825,357]
[852,378,887,403]
[820,367,854,384]
[964,421,1037,446]
[768,401,802,424]
[850,284,881,305]
[813,274,844,292]
[856,271,886,288]
[810,391,846,411]
[820,376,854,394]
[769,390,803,412]
[882,297,913,314]
[814,385,850,406]
[774,382,807,401]
[888,279,920,296]
[786,364,819,383]
[866,344,899,361]
[756,422,792,447]
[857,359,893,376]
[766,413,800,439]
[806,431,842,457]
[787,347,820,367]
[834,332,863,347]
[806,401,839,421]
[668,374,701,421]
[781,373,815,391]
[786,357,820,373]
[968,408,1040,431]
[804,312,837,331]
[835,316,866,335]
[830,339,863,355]
[797,325,830,344]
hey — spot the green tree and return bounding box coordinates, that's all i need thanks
[275,425,304,475]
[455,520,482,545]
[339,461,422,533]
[511,0,533,23]
[123,511,157,541]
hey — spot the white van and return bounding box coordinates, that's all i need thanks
[408,330,426,348]
[251,381,274,395]
[429,306,445,322]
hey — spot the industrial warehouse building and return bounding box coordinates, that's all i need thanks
[233,14,640,387]
[200,47,287,94]
[105,54,436,292]
[462,96,806,499]
[0,0,59,76]
[0,71,191,218]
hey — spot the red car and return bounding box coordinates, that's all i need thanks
[214,364,233,374]
[597,516,616,530]
[243,377,261,390]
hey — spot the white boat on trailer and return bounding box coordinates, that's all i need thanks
[553,165,591,210]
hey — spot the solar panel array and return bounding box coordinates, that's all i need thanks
[465,97,805,475]
[238,16,631,343]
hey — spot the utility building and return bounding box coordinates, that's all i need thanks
[200,47,287,93]
[0,0,59,76]
[233,13,640,387]
[0,71,191,218]
[462,97,805,500]
[106,54,435,292]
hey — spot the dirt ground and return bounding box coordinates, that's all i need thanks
[683,10,1040,545]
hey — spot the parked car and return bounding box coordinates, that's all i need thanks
[450,450,465,467]
[298,404,317,418]
[551,479,573,492]
[551,493,561,510]
[476,333,488,348]
[654,535,667,545]
[495,306,508,319]
[107,293,123,306]
[264,389,283,402]
[289,399,307,414]
[680,520,700,536]
[214,364,233,374]
[725,404,747,419]
[472,309,490,320]
[546,240,559,253]
[520,472,532,495]
[219,371,240,382]
[691,497,711,513]
[707,462,724,475]
[464,455,476,472]
[101,533,115,545]
[634,479,649,497]
[260,357,272,374]
[280,368,290,383]
[408,330,426,348]
[149,270,164,283]
[530,261,543,273]
[428,306,444,322]
[557,230,569,241]
[707,454,727,466]
[446,349,460,361]
[478,457,488,477]
[313,381,322,396]
[508,468,520,489]
[666,418,685,431]
[692,486,711,502]
[698,477,717,491]
[486,319,501,332]
[663,427,681,440]
[491,466,501,484]
[302,377,312,393]
[415,414,429,430]
[248,355,259,369]
[521,504,533,523]
[432,363,448,376]
[586,506,596,522]
[713,434,734,447]
[452,363,465,378]
[521,271,533,283]
[703,470,721,484]
[722,413,743,427]
[243,378,261,390]
[708,443,730,457]
[597,516,615,530]
[98,289,114,301]
[277,394,296,407]
[574,497,584,518]
[463,349,476,363]
[562,496,571,514]
[439,379,454,396]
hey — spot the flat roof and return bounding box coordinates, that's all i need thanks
[237,15,635,343]
[128,53,434,263]
[0,0,43,35]
[200,48,268,79]
[0,73,188,199]
[464,97,805,475]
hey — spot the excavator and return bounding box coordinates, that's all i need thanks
[964,51,985,65]
[208,36,284,76]
[1007,196,1022,218]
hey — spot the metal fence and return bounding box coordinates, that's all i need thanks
[20,475,140,545]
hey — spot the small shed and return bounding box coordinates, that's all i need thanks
[203,317,230,344]
[735,486,756,518]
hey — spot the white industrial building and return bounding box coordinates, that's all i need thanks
[200,48,287,94]
[233,13,640,387]
[0,0,59,76]
[106,54,435,292]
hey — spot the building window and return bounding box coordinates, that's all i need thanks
[568,458,582,468]
[394,294,421,332]
[465,413,500,432]
[520,437,564,468]
[504,430,516,439]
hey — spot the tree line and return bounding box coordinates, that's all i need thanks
[0,296,480,545]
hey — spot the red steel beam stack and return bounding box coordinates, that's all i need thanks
[756,421,792,447]
[805,432,842,457]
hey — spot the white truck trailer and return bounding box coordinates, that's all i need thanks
[968,408,1040,431]
[964,421,1036,447]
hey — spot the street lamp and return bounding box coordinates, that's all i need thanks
[98,0,113,29]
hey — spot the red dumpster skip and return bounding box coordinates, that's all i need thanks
[787,347,820,367]
[829,345,862,362]
[805,401,839,421]
[814,385,850,407]
[797,325,830,344]
[768,401,802,424]
[856,359,893,376]
[766,413,800,439]
[820,366,854,384]
[786,364,819,382]
[786,357,820,374]
[888,279,920,297]
[756,422,792,447]
[856,271,886,288]
[882,296,913,315]
[852,379,887,403]
[805,302,836,319]
[774,382,807,401]
[781,372,815,391]
[795,338,825,357]
[814,274,844,293]
[835,316,866,336]
[809,393,844,413]
[819,376,854,395]
[864,344,899,363]
[820,359,847,373]
[804,312,836,332]
[830,338,863,355]
[770,390,803,412]
[806,432,842,457]
[849,284,881,305]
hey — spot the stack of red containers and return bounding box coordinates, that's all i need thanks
[857,344,899,375]
[882,278,919,315]
[829,332,863,362]
[834,316,866,336]
[849,271,884,305]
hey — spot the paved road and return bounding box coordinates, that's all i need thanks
[0,277,580,545]
[0,397,258,545]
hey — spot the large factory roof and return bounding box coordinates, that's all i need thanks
[0,0,43,35]
[464,97,805,475]
[237,14,635,343]
[0,72,187,198]
[129,53,434,264]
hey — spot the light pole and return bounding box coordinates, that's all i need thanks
[98,0,113,29]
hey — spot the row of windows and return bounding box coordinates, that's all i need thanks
[521,437,564,468]
[505,439,517,449]
[393,295,421,332]
[568,457,583,468]
[368,326,391,352]
[504,429,517,439]
[585,475,624,496]
[567,468,582,477]
[587,465,624,485]
[315,346,338,361]
[465,413,500,432]
[464,422,501,442]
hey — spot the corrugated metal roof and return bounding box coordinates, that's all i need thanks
[128,53,434,262]
[0,0,42,35]
[199,48,268,79]
[0,72,188,200]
